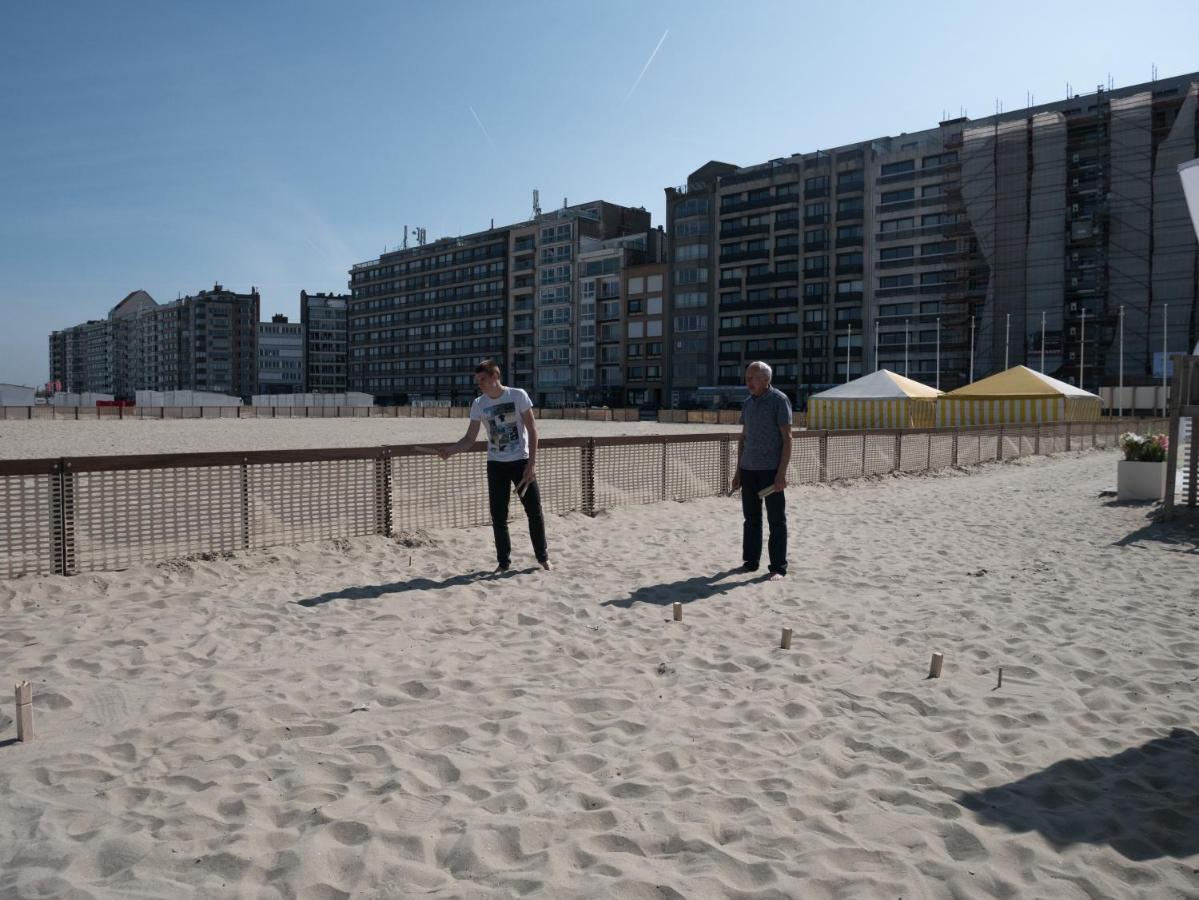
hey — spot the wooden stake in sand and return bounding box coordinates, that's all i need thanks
[14,681,32,742]
[672,602,683,622]
[780,627,793,650]
[928,652,944,679]
[997,667,1003,689]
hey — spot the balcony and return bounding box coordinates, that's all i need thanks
[836,207,865,221]
[774,242,801,257]
[801,322,827,334]
[835,236,864,249]
[721,323,788,336]
[803,240,829,252]
[803,293,828,306]
[804,186,829,199]
[836,179,865,194]
[804,214,828,226]
[834,318,864,331]
[719,223,770,239]
[719,277,742,289]
[775,215,801,231]
[719,248,770,263]
[719,296,790,313]
[833,291,863,304]
[802,267,829,279]
[748,271,797,285]
[835,264,864,276]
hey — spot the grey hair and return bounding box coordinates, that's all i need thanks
[746,360,773,381]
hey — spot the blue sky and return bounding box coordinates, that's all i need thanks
[2,0,1196,385]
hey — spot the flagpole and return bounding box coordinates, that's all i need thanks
[1004,313,1010,369]
[1162,303,1168,417]
[1040,310,1046,372]
[935,316,941,390]
[904,320,909,378]
[969,315,975,383]
[1079,308,1086,393]
[1118,305,1123,419]
[846,321,851,383]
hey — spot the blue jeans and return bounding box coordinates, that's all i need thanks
[739,468,787,575]
[486,459,548,568]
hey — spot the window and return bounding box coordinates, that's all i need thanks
[720,316,742,329]
[881,188,914,203]
[647,275,663,292]
[674,315,708,332]
[647,296,662,315]
[835,307,860,322]
[804,175,828,191]
[836,224,863,241]
[837,170,863,187]
[674,291,707,308]
[921,183,945,199]
[805,201,828,216]
[836,280,863,294]
[922,213,956,226]
[803,309,825,323]
[646,342,663,356]
[675,243,709,261]
[879,217,915,233]
[921,240,956,256]
[675,220,709,238]
[804,256,827,271]
[628,321,644,339]
[880,245,914,261]
[879,274,914,289]
[675,197,709,218]
[881,160,915,176]
[837,252,863,267]
[805,228,827,244]
[675,267,709,285]
[837,198,864,214]
[920,271,953,285]
[923,152,958,168]
[627,343,642,358]
[628,277,644,294]
[804,283,827,298]
[879,303,914,316]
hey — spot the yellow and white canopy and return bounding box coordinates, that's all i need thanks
[808,369,941,430]
[937,365,1102,426]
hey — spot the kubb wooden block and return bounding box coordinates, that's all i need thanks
[672,602,683,622]
[780,627,793,650]
[928,652,944,679]
[15,681,32,742]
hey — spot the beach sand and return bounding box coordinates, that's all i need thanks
[0,417,735,460]
[2,451,1198,897]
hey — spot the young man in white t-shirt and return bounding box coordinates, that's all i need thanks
[438,360,552,573]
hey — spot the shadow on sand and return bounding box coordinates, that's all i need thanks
[959,728,1199,861]
[297,568,535,607]
[601,567,768,610]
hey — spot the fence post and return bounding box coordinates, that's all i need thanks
[860,433,867,477]
[818,432,828,482]
[1034,423,1041,455]
[240,458,251,550]
[582,440,596,516]
[952,431,959,466]
[894,431,902,473]
[1065,424,1072,452]
[719,437,731,494]
[926,431,932,471]
[661,441,668,502]
[997,424,1004,461]
[57,460,76,576]
[376,449,393,536]
[1091,421,1097,449]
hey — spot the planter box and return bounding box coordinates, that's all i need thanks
[1117,460,1167,501]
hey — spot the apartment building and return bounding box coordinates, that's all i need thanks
[349,200,650,405]
[49,285,260,400]
[257,314,304,394]
[665,71,1198,407]
[300,291,349,392]
[622,259,667,407]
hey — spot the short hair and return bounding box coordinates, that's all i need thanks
[475,359,501,377]
[746,360,773,381]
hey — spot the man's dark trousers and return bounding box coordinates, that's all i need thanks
[486,459,548,569]
[739,467,787,576]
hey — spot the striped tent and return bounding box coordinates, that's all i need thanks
[807,369,941,430]
[937,365,1102,426]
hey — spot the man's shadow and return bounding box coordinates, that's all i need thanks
[958,728,1199,861]
[297,568,531,607]
[602,567,768,610]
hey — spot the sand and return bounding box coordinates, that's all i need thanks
[2,450,1198,898]
[0,417,735,460]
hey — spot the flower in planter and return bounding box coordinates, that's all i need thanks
[1119,431,1168,462]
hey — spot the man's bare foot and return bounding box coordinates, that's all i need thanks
[539,559,554,571]
[493,564,510,575]
[768,572,785,582]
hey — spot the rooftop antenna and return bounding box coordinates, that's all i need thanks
[403,225,408,249]
[490,217,494,229]
[532,189,541,219]
[562,197,568,210]
[1152,63,1157,82]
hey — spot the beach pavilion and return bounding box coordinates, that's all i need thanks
[936,365,1103,426]
[807,369,941,430]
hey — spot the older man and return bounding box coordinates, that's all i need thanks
[730,361,793,580]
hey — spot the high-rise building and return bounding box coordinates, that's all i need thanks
[300,291,349,393]
[49,284,259,400]
[666,72,1199,407]
[257,314,304,395]
[348,201,651,405]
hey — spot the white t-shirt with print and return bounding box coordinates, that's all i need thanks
[470,387,533,462]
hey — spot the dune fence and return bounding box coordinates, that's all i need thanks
[0,419,1165,579]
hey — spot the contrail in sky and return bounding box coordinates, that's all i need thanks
[469,105,496,148]
[622,29,669,105]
